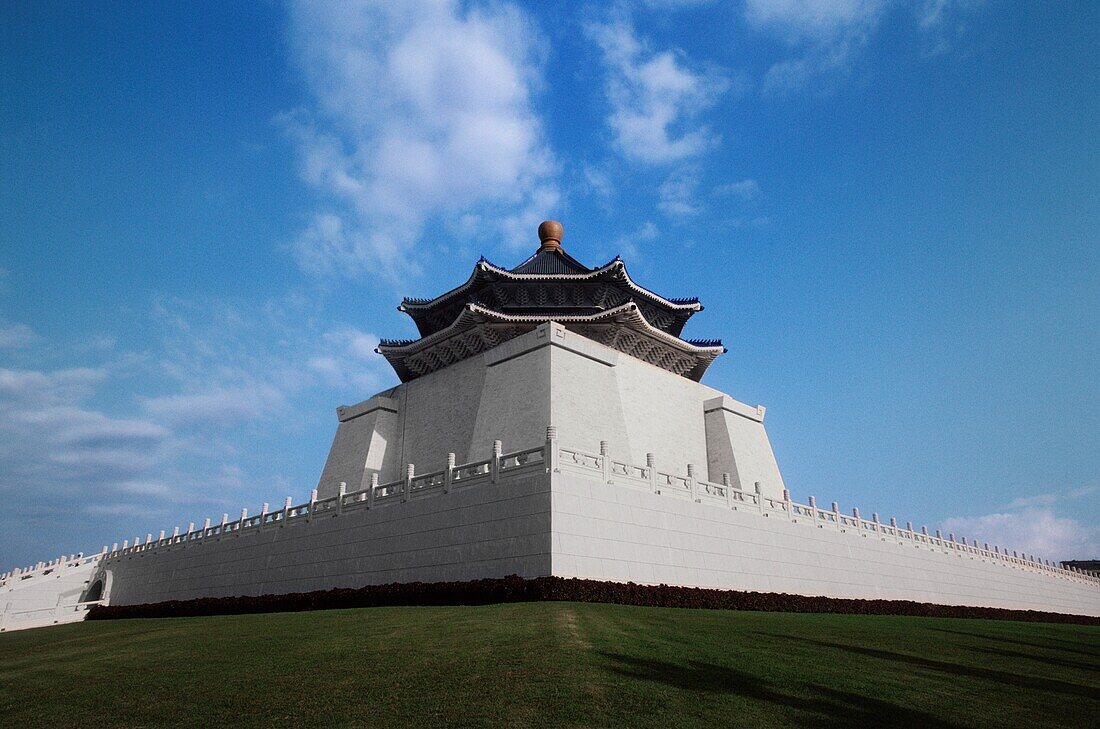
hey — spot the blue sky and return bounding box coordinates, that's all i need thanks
[1,1,1097,570]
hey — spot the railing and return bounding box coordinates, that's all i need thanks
[551,438,1100,589]
[0,599,107,632]
[0,552,104,588]
[20,427,1096,591]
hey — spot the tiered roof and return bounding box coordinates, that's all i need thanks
[378,221,724,382]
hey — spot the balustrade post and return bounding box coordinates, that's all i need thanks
[832,502,841,530]
[238,508,247,534]
[309,489,317,520]
[687,464,698,502]
[545,426,559,473]
[491,440,502,483]
[444,453,455,493]
[283,496,292,522]
[368,474,378,509]
[220,515,227,536]
[403,465,414,502]
[723,473,733,508]
[647,453,659,494]
[852,507,860,532]
[337,483,347,513]
[809,495,818,525]
[872,513,880,534]
[601,441,612,484]
[203,518,211,537]
[755,482,764,514]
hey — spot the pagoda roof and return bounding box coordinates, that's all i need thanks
[378,220,724,382]
[399,257,701,329]
[378,303,725,383]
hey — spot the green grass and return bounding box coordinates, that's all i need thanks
[1,603,1097,728]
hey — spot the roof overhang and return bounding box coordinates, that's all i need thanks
[378,303,724,383]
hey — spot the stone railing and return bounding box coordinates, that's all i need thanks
[555,438,1100,589]
[0,551,104,588]
[93,438,549,564]
[14,427,1096,591]
[0,599,107,632]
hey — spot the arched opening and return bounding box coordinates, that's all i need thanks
[84,579,104,603]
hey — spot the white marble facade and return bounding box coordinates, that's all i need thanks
[77,321,1099,617]
[315,322,787,502]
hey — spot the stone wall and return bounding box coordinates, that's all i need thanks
[315,323,785,501]
[551,459,1100,617]
[101,467,552,606]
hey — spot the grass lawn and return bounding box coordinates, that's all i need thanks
[1,602,1097,728]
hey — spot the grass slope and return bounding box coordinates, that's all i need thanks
[1,603,1097,728]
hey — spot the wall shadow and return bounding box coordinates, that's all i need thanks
[599,652,965,729]
[929,628,1100,660]
[761,635,1099,700]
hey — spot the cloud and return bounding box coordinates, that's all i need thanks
[745,0,887,43]
[658,168,704,217]
[588,16,728,164]
[745,1,985,91]
[745,0,885,94]
[613,221,660,260]
[0,320,39,349]
[283,0,558,277]
[0,301,400,570]
[941,509,1100,563]
[714,178,761,200]
[141,385,286,427]
[1004,485,1097,510]
[0,366,107,404]
[0,368,174,503]
[940,484,1100,562]
[311,327,388,392]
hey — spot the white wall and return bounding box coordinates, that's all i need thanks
[551,470,1100,617]
[102,471,551,606]
[316,323,783,504]
[0,556,101,632]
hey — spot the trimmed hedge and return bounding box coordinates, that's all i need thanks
[86,575,1100,625]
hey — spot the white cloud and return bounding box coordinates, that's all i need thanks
[583,162,616,199]
[1004,485,1097,510]
[714,178,761,200]
[0,367,174,506]
[141,385,285,427]
[613,221,660,260]
[0,366,106,404]
[745,0,887,43]
[312,326,388,392]
[283,0,557,277]
[658,168,704,217]
[588,17,727,164]
[941,509,1100,563]
[0,320,39,349]
[745,0,985,91]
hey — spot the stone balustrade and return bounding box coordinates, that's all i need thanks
[11,426,1096,591]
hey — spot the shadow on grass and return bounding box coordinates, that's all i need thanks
[766,635,1098,700]
[599,652,964,729]
[929,628,1100,660]
[963,644,1100,674]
